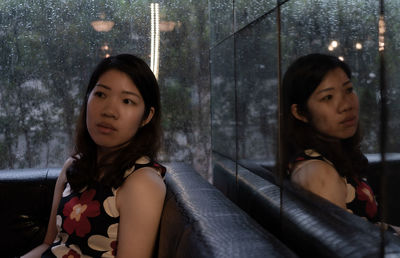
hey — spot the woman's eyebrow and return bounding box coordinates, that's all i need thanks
[95,83,111,90]
[122,90,141,98]
[342,80,352,86]
[315,87,334,95]
[315,80,352,95]
[95,83,141,98]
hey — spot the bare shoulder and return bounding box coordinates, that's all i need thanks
[116,166,166,257]
[118,167,166,199]
[291,159,347,208]
[292,159,342,186]
[126,167,165,188]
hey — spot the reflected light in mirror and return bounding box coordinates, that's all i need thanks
[101,44,110,51]
[355,42,363,50]
[91,12,115,32]
[91,21,115,32]
[379,15,385,51]
[338,56,344,61]
[100,42,111,58]
[328,40,338,51]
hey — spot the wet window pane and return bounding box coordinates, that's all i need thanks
[236,11,278,167]
[209,0,234,47]
[211,37,236,160]
[157,0,210,177]
[0,0,210,177]
[235,0,275,31]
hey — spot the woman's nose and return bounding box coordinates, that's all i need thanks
[101,98,119,119]
[338,94,353,113]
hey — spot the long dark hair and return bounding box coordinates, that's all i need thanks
[67,54,162,192]
[282,53,367,178]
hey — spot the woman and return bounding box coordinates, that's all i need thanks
[282,53,378,221]
[23,54,166,257]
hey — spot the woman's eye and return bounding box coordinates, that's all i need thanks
[321,95,332,101]
[94,91,105,98]
[123,99,135,105]
[346,87,354,93]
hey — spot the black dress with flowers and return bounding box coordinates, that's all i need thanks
[42,157,166,258]
[289,149,379,222]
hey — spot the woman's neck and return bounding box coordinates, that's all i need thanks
[316,133,341,144]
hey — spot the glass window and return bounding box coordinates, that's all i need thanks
[0,0,210,177]
[235,0,275,30]
[236,10,278,167]
[211,37,236,160]
[281,0,380,153]
[209,0,234,47]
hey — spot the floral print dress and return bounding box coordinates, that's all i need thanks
[42,157,166,258]
[289,149,378,222]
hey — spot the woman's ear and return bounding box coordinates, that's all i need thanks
[291,104,308,123]
[141,107,155,127]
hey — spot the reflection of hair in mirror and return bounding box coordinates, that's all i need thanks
[282,53,366,180]
[68,54,162,192]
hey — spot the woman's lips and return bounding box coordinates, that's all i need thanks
[97,123,117,134]
[340,116,357,127]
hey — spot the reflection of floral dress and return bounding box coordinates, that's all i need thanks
[289,149,378,222]
[42,157,166,258]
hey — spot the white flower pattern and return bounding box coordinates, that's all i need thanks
[51,243,91,258]
[88,223,118,257]
[54,215,69,244]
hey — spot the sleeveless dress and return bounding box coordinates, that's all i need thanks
[42,156,166,258]
[288,149,378,222]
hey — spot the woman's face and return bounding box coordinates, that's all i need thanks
[86,69,154,155]
[298,67,359,140]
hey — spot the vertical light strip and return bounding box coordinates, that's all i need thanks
[150,3,160,79]
[154,3,160,79]
[379,14,385,52]
[150,3,155,73]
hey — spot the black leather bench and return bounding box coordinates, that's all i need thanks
[213,155,400,257]
[365,153,400,225]
[0,168,60,257]
[0,163,296,258]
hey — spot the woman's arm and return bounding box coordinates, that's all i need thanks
[291,159,348,209]
[116,167,166,258]
[21,158,73,258]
